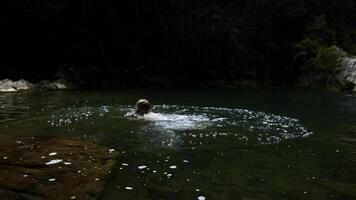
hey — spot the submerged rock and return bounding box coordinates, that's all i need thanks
[0,79,33,92]
[0,137,118,200]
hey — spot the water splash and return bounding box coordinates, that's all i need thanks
[47,105,313,145]
[139,112,211,130]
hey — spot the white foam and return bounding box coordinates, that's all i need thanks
[143,112,211,130]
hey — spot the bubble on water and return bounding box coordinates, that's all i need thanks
[48,178,56,182]
[125,186,133,190]
[49,152,57,156]
[170,165,177,169]
[138,166,147,169]
[45,159,63,165]
[197,196,206,200]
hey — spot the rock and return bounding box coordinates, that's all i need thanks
[0,79,74,92]
[0,79,33,92]
[36,79,74,90]
[0,79,16,92]
[13,79,34,90]
[0,137,118,200]
[336,57,356,92]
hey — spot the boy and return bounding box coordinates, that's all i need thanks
[135,99,151,116]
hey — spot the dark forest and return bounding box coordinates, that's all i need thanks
[1,0,356,88]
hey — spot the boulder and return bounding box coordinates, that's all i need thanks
[36,79,74,90]
[0,137,118,200]
[336,57,356,92]
[0,79,33,92]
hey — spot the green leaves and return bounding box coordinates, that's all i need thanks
[315,45,346,72]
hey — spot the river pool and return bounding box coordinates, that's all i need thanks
[1,89,356,200]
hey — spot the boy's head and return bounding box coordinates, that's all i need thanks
[135,99,151,115]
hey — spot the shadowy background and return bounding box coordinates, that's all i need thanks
[1,0,356,88]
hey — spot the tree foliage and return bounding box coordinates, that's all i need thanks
[1,0,356,88]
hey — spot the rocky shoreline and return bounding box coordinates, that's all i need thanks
[0,137,118,200]
[1,56,355,93]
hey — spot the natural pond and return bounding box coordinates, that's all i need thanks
[1,89,356,200]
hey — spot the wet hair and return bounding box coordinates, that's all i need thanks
[135,99,151,115]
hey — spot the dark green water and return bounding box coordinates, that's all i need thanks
[1,89,356,200]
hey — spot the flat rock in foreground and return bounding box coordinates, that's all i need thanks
[0,137,118,200]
